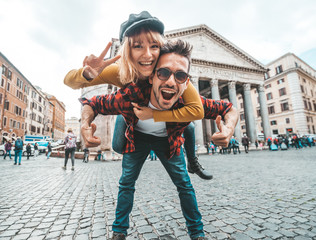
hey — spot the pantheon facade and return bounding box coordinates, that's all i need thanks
[81,24,272,152]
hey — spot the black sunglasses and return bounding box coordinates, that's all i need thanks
[156,68,190,84]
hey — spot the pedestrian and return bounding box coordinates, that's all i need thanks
[14,136,23,165]
[80,39,238,240]
[47,142,52,159]
[26,143,32,160]
[255,139,259,149]
[34,143,39,159]
[64,11,213,181]
[149,150,157,160]
[4,140,12,160]
[63,128,77,170]
[242,134,250,153]
[83,148,89,163]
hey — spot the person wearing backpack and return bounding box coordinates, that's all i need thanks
[63,128,77,170]
[14,136,23,165]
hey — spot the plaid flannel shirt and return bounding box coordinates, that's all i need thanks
[80,80,232,159]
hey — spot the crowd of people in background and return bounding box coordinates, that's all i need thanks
[206,134,316,154]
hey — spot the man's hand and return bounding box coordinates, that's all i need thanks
[132,103,154,120]
[82,42,121,79]
[81,122,101,148]
[211,116,235,147]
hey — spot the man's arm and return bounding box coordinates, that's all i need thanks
[211,106,238,147]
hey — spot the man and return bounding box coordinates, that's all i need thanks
[242,133,250,153]
[80,40,238,240]
[14,137,23,165]
[63,128,77,170]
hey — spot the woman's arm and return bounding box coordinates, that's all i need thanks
[64,64,124,89]
[152,81,204,122]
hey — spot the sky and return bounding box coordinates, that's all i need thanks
[1,0,316,119]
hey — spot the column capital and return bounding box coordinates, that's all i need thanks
[190,76,199,83]
[228,81,236,90]
[243,83,251,91]
[210,79,218,88]
[257,84,265,93]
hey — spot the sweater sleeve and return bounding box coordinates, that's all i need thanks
[152,81,204,122]
[64,64,123,89]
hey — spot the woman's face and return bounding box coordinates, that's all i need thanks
[130,31,160,79]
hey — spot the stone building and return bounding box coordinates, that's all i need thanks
[238,53,316,137]
[82,24,272,152]
[65,117,80,141]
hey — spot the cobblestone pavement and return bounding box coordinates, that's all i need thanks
[0,147,315,240]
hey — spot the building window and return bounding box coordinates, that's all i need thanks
[240,102,244,109]
[276,65,283,74]
[281,102,289,111]
[279,88,287,96]
[300,85,304,93]
[304,100,308,109]
[314,102,316,111]
[266,92,273,100]
[3,117,7,126]
[264,72,270,80]
[8,70,12,80]
[6,82,10,91]
[277,78,285,84]
[0,93,2,104]
[270,120,277,125]
[4,101,9,111]
[240,113,244,121]
[257,109,261,117]
[241,125,246,129]
[286,118,290,124]
[265,84,271,89]
[1,65,7,75]
[272,129,279,134]
[268,106,275,114]
[308,102,312,110]
[1,78,4,87]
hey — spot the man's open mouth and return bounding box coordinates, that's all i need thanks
[161,89,175,100]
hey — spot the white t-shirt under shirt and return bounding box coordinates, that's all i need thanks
[135,102,168,137]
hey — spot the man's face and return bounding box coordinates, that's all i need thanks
[149,53,189,110]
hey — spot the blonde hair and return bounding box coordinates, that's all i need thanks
[118,27,164,85]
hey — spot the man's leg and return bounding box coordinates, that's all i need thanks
[14,151,18,165]
[155,146,205,239]
[112,140,149,235]
[183,123,212,180]
[18,150,22,164]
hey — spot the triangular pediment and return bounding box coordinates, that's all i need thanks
[166,25,266,72]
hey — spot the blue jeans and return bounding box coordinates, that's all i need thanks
[112,131,204,238]
[47,151,51,159]
[183,122,196,160]
[112,115,127,154]
[4,150,12,159]
[14,150,22,164]
[112,116,197,161]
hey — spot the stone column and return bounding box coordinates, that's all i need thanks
[243,83,256,144]
[257,84,272,139]
[228,81,242,142]
[210,79,220,133]
[204,119,212,142]
[191,77,205,152]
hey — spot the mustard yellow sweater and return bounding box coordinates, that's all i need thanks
[64,64,204,122]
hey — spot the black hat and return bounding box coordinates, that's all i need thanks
[119,11,164,43]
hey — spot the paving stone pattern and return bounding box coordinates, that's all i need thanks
[0,148,315,239]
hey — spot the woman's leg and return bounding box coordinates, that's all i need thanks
[183,123,212,180]
[112,115,127,154]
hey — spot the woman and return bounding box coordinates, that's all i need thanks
[4,140,12,160]
[64,11,212,180]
